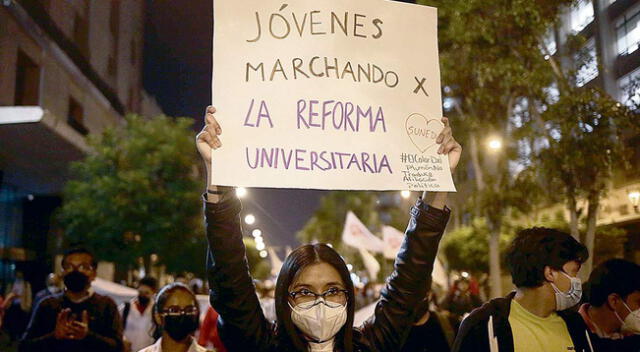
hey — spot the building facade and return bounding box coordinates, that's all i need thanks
[0,0,161,292]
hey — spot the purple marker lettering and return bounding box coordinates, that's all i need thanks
[245,147,259,169]
[295,149,309,170]
[297,99,309,129]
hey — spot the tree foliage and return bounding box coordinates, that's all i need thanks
[244,238,272,280]
[59,114,205,275]
[441,217,513,273]
[420,0,638,282]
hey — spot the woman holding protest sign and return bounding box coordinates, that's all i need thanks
[196,105,461,351]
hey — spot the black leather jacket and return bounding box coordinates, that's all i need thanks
[204,196,450,352]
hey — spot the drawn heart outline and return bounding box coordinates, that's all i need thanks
[405,113,444,153]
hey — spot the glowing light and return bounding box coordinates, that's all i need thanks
[400,191,411,199]
[235,187,248,198]
[259,250,268,258]
[488,138,502,150]
[252,229,262,238]
[244,214,256,225]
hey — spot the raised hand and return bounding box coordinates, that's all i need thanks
[196,106,222,166]
[435,117,462,172]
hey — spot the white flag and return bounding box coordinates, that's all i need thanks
[341,211,384,253]
[268,247,283,277]
[358,248,380,280]
[382,225,405,259]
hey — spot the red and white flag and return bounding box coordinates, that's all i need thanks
[341,211,384,253]
[382,225,405,259]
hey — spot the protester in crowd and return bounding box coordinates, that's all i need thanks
[141,282,212,352]
[175,274,188,285]
[442,277,482,329]
[34,273,62,305]
[4,270,32,342]
[196,106,460,351]
[402,291,457,352]
[452,227,593,352]
[121,276,158,352]
[579,258,640,351]
[197,306,227,352]
[19,247,123,352]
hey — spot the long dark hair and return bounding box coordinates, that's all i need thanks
[274,244,355,352]
[151,282,199,340]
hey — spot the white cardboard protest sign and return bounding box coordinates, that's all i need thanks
[212,0,455,191]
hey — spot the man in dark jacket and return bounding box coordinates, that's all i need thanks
[579,259,640,351]
[19,247,123,352]
[452,227,592,352]
[402,292,457,352]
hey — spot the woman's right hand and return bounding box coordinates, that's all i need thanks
[196,106,223,167]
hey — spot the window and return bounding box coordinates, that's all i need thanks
[67,97,88,135]
[14,50,40,106]
[618,67,640,108]
[575,38,598,87]
[615,4,640,55]
[570,0,594,33]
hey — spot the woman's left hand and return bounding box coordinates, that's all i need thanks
[435,117,462,172]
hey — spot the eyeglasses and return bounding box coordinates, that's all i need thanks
[289,287,348,309]
[61,263,94,273]
[160,305,199,316]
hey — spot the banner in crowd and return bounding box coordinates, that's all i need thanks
[211,0,455,191]
[341,211,384,252]
[382,225,405,259]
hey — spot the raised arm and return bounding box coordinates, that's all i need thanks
[197,106,275,350]
[358,117,461,351]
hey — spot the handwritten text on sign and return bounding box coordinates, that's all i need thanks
[211,0,455,191]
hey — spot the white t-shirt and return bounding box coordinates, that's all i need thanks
[120,298,155,352]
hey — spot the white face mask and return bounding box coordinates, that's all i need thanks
[615,301,640,335]
[550,271,582,311]
[290,300,347,343]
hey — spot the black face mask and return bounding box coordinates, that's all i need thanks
[138,295,150,307]
[64,271,89,293]
[164,314,199,341]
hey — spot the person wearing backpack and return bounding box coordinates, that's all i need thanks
[121,277,158,352]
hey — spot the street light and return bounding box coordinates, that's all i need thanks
[255,236,264,245]
[628,190,640,213]
[244,214,256,225]
[400,190,411,199]
[256,242,266,251]
[259,250,268,258]
[488,138,502,151]
[252,229,262,238]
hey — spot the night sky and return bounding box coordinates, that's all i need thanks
[142,0,326,251]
